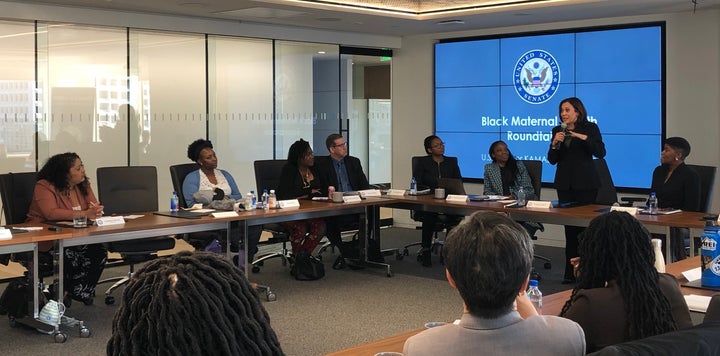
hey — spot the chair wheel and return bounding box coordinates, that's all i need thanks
[54,332,68,343]
[386,271,393,277]
[105,296,115,305]
[402,248,409,256]
[251,266,260,273]
[79,326,91,338]
[8,316,16,328]
[395,252,403,260]
[544,262,551,269]
[266,292,277,302]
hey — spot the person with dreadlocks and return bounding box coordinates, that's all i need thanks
[559,211,692,352]
[107,251,284,356]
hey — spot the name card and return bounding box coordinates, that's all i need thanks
[386,189,406,196]
[211,211,239,218]
[343,195,362,203]
[526,200,552,209]
[610,206,638,214]
[0,228,11,240]
[95,216,126,226]
[278,199,300,208]
[358,189,381,197]
[446,194,468,202]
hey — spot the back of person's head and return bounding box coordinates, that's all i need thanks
[287,139,310,166]
[664,137,691,160]
[325,133,343,150]
[107,251,284,356]
[561,211,676,340]
[187,138,213,162]
[443,211,533,318]
[559,97,588,124]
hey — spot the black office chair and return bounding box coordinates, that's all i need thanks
[688,164,717,255]
[402,156,461,264]
[520,160,551,270]
[593,158,620,206]
[95,166,176,305]
[252,159,292,272]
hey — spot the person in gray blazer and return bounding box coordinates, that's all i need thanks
[403,211,586,356]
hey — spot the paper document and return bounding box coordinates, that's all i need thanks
[685,294,712,313]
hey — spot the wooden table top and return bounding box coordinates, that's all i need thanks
[326,256,712,356]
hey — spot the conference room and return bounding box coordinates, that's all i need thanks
[0,0,719,354]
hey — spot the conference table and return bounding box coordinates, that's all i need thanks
[325,256,717,356]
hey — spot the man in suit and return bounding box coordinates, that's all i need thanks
[403,211,586,356]
[316,133,381,268]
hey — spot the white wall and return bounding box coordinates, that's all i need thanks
[392,9,720,247]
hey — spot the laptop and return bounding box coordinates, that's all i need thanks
[437,177,466,195]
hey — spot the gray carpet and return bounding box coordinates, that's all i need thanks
[0,227,569,356]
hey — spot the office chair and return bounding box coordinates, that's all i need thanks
[95,166,176,305]
[520,160,551,270]
[401,156,460,264]
[252,159,292,273]
[593,158,620,206]
[688,164,717,255]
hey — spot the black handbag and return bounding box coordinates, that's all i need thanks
[291,250,325,281]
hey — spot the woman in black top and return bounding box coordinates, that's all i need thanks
[412,135,463,267]
[276,139,327,255]
[548,97,606,283]
[650,137,700,261]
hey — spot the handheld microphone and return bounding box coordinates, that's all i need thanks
[560,122,572,139]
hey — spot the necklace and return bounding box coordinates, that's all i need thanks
[299,168,311,188]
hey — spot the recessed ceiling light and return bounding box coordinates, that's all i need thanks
[436,19,465,25]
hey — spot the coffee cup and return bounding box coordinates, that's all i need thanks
[73,212,88,228]
[332,191,345,203]
[434,188,446,199]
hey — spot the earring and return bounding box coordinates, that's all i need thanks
[675,157,679,161]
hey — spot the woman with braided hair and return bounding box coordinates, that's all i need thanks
[107,251,283,356]
[559,211,692,352]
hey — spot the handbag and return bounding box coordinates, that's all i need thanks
[291,250,325,281]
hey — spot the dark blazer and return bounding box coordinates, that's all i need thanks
[413,155,461,190]
[315,155,370,193]
[275,163,324,200]
[548,122,606,191]
[650,163,701,211]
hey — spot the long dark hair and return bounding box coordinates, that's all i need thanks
[488,140,518,182]
[287,139,311,167]
[559,97,589,126]
[37,152,89,196]
[108,251,284,356]
[560,211,677,341]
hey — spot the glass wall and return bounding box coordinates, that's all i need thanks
[0,20,35,174]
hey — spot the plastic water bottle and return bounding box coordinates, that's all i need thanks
[410,176,417,195]
[648,192,658,214]
[250,190,257,209]
[244,192,253,210]
[527,279,542,314]
[652,238,666,273]
[516,186,526,207]
[262,189,269,210]
[170,191,179,212]
[268,189,277,209]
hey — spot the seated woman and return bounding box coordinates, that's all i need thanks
[276,139,327,255]
[182,139,262,262]
[26,152,105,306]
[650,137,700,261]
[559,211,692,352]
[413,135,463,267]
[483,140,536,199]
[107,251,283,355]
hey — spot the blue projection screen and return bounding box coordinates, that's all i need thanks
[435,23,664,190]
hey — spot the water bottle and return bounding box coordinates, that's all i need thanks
[244,192,253,210]
[250,190,257,209]
[170,191,179,212]
[526,279,542,314]
[652,238,665,273]
[262,189,269,210]
[410,176,417,195]
[516,186,526,207]
[648,192,658,214]
[268,189,277,209]
[701,221,720,287]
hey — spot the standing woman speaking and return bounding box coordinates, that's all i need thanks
[548,97,606,284]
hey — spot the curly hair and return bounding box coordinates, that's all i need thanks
[37,152,89,196]
[107,251,284,356]
[187,138,213,162]
[560,211,677,341]
[286,139,311,167]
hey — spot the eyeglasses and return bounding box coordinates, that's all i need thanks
[431,142,445,148]
[332,142,347,148]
